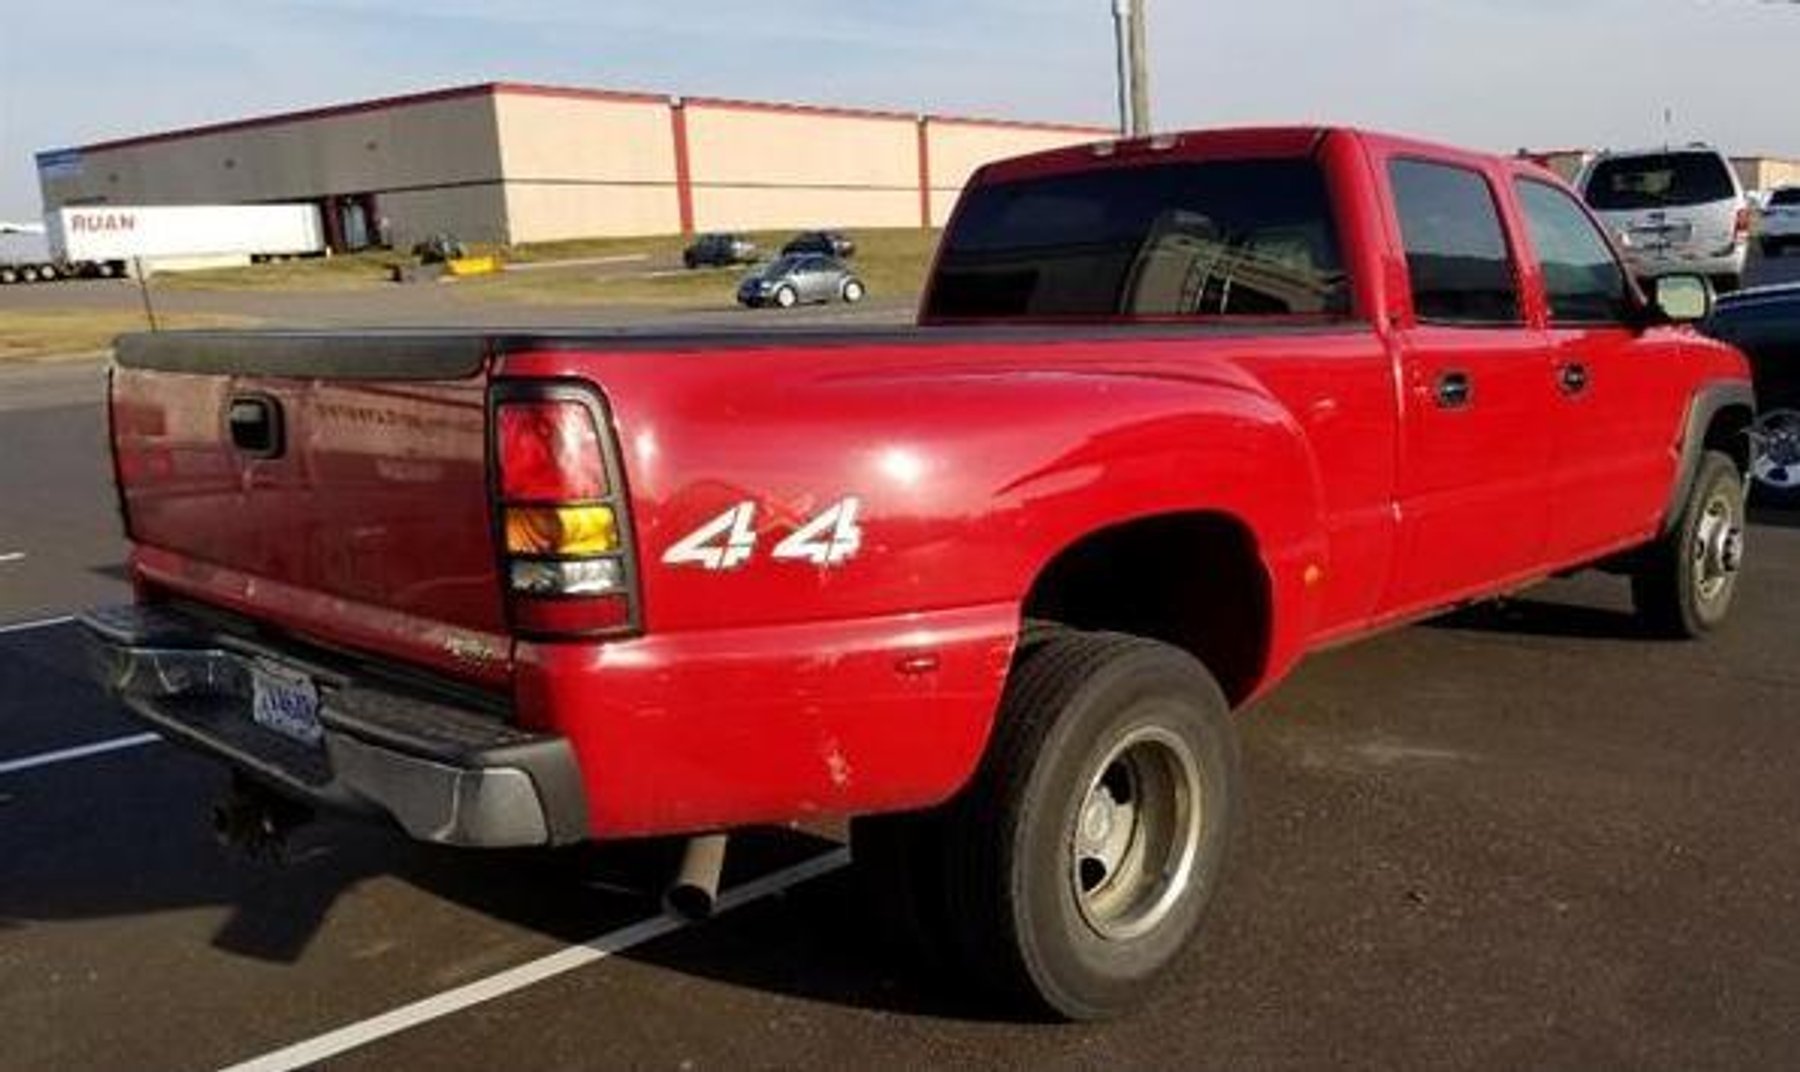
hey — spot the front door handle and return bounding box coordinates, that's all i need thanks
[1558,362,1590,396]
[1434,370,1473,409]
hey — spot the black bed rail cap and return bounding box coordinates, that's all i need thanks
[113,330,491,380]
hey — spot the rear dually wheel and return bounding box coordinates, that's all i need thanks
[856,628,1240,1020]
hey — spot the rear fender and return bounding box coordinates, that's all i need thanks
[993,389,1328,701]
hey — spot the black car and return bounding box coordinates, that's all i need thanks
[781,230,856,259]
[683,233,758,269]
[1703,282,1800,505]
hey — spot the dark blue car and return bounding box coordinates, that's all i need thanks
[1704,283,1800,505]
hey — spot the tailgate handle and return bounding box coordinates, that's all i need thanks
[228,396,283,458]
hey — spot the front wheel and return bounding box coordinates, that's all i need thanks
[773,285,797,309]
[876,629,1239,1020]
[841,279,865,304]
[1632,450,1746,637]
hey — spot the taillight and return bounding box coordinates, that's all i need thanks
[497,402,607,500]
[491,386,638,638]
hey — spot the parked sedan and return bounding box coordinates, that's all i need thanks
[781,230,856,259]
[1703,282,1800,505]
[683,233,758,268]
[737,253,865,308]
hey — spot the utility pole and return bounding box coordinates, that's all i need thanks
[1112,0,1151,136]
[1128,0,1150,136]
[1112,0,1131,135]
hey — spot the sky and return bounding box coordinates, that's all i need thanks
[2,0,1797,219]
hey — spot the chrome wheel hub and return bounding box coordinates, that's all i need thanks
[1070,724,1204,942]
[1693,491,1743,603]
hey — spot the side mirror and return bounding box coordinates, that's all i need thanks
[1650,274,1712,324]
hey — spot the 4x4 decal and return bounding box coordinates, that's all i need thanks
[662,497,863,570]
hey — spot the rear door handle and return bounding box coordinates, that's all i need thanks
[1434,370,1472,409]
[1558,362,1590,396]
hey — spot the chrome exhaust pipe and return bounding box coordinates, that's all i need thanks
[665,833,728,920]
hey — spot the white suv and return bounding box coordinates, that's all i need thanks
[1757,186,1800,257]
[1577,145,1750,290]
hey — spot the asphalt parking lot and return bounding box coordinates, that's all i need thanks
[3,347,1800,1070]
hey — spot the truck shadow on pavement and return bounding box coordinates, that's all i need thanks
[0,623,1018,1021]
[1427,507,1798,641]
[1749,505,1800,530]
[0,691,963,1010]
[1426,597,1659,642]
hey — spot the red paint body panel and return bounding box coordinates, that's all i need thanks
[105,127,1753,841]
[513,604,1017,836]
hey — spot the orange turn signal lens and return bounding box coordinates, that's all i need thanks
[505,505,619,556]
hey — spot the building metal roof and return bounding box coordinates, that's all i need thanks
[57,82,1111,157]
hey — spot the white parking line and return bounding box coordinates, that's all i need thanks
[218,846,852,1072]
[0,552,24,564]
[0,732,161,775]
[0,614,74,636]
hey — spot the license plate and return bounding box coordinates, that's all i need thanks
[1631,223,1692,247]
[251,661,323,747]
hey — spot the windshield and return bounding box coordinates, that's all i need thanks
[1583,152,1737,210]
[925,158,1351,320]
[1769,188,1800,207]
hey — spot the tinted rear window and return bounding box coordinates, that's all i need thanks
[1584,152,1737,210]
[1389,159,1520,324]
[1769,188,1800,207]
[926,159,1351,320]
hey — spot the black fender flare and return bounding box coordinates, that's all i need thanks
[1661,382,1756,536]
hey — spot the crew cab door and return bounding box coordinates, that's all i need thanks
[1512,178,1691,562]
[1383,157,1554,609]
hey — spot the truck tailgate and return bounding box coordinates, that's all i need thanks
[111,333,509,688]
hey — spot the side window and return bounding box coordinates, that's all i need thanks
[1388,159,1521,325]
[1514,179,1633,323]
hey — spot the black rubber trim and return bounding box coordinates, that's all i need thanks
[1661,380,1757,536]
[323,687,591,845]
[113,321,1366,378]
[114,331,491,380]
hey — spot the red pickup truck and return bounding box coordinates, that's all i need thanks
[85,127,1753,1019]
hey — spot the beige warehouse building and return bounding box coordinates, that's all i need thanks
[37,82,1108,250]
